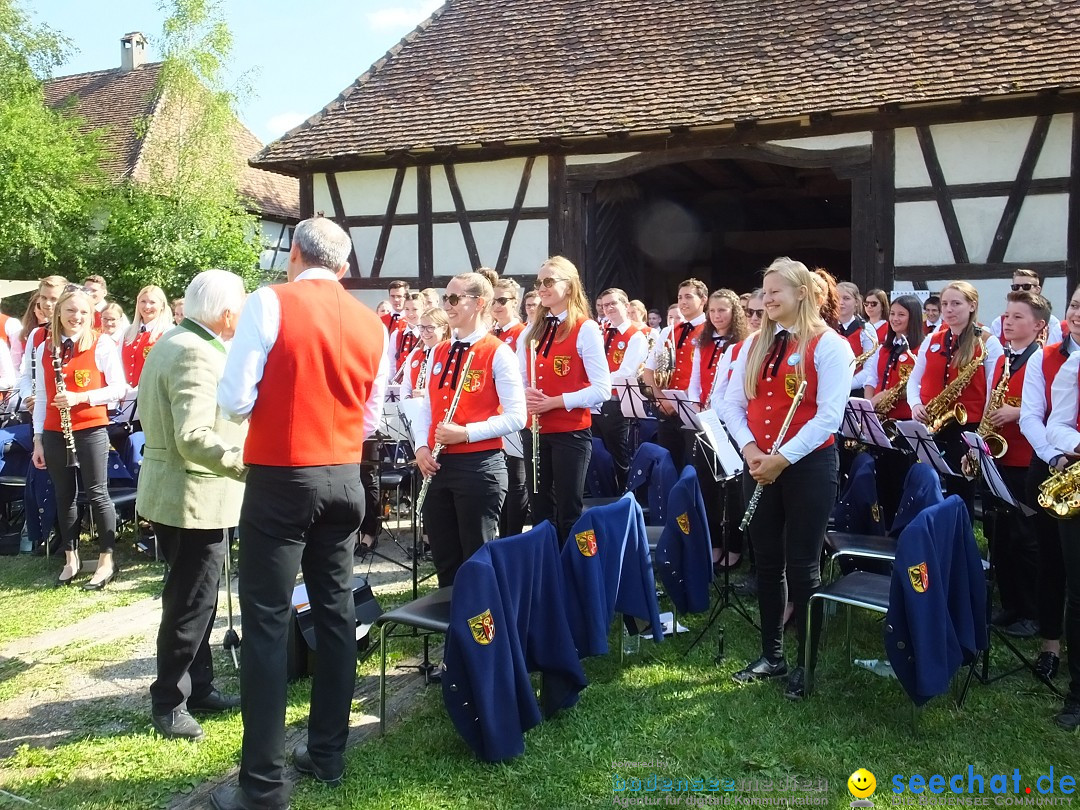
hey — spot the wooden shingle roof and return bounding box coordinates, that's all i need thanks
[253,0,1080,172]
[44,62,299,220]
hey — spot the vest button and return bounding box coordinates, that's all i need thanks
[766,377,773,382]
[767,392,773,397]
[765,420,771,425]
[764,434,772,440]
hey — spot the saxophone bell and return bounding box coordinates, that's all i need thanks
[927,403,967,435]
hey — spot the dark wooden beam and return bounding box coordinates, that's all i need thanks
[916,126,969,264]
[338,207,549,229]
[370,167,406,279]
[325,172,360,276]
[1069,114,1080,297]
[894,176,1069,202]
[894,261,1066,283]
[495,157,535,274]
[548,154,566,256]
[443,163,482,270]
[871,130,896,292]
[417,165,433,281]
[299,174,313,218]
[987,115,1052,263]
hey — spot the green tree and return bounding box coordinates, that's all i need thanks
[0,0,102,281]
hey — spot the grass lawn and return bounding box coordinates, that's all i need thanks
[0,588,1075,810]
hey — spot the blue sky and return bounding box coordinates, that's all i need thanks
[28,0,443,144]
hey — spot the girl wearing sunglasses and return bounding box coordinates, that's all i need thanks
[519,256,611,541]
[489,277,530,537]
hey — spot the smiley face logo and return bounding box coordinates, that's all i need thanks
[848,769,876,800]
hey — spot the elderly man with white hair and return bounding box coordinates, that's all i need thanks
[136,269,247,742]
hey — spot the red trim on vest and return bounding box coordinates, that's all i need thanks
[918,327,988,424]
[604,323,641,396]
[874,341,917,420]
[396,328,419,371]
[874,321,888,344]
[991,354,1032,468]
[493,321,525,354]
[427,335,504,454]
[381,312,406,335]
[245,282,384,466]
[1042,343,1070,419]
[670,321,705,390]
[43,336,108,432]
[535,318,591,433]
[726,340,745,382]
[696,336,727,407]
[746,334,833,452]
[122,330,159,386]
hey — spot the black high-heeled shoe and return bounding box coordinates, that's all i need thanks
[83,565,119,591]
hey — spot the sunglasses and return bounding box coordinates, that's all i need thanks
[747,308,765,318]
[493,296,516,306]
[63,284,92,294]
[533,277,569,290]
[442,293,479,306]
[1011,283,1037,291]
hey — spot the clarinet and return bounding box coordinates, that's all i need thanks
[414,351,474,514]
[51,343,79,468]
[738,379,807,532]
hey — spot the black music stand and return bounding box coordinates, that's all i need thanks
[684,412,757,660]
[616,381,657,452]
[958,432,1060,700]
[893,420,958,477]
[842,398,894,451]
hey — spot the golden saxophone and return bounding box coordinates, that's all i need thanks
[1039,460,1080,518]
[975,359,1010,459]
[874,360,913,418]
[852,333,880,368]
[51,343,78,468]
[925,342,984,435]
[414,351,474,514]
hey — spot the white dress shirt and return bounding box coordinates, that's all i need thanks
[516,311,611,410]
[18,325,46,401]
[218,268,389,439]
[991,312,1062,346]
[1032,339,1080,461]
[1046,350,1080,456]
[708,343,739,421]
[905,329,1004,409]
[32,334,126,433]
[411,327,526,449]
[644,313,707,371]
[721,326,855,465]
[688,333,734,404]
[597,320,648,411]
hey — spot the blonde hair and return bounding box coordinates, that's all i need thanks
[38,275,67,293]
[628,299,648,323]
[419,306,449,341]
[522,256,592,347]
[743,258,828,399]
[50,289,96,352]
[940,280,985,368]
[124,285,171,344]
[494,278,522,318]
[836,281,863,313]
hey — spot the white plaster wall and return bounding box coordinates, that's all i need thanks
[431,157,548,212]
[1033,114,1074,179]
[349,224,420,278]
[894,201,954,265]
[335,168,418,216]
[432,222,473,277]
[1004,194,1070,263]
[894,128,932,188]
[932,117,1038,185]
[565,152,639,166]
[952,197,1008,264]
[504,219,550,276]
[312,173,332,217]
[768,132,873,150]
[257,219,291,271]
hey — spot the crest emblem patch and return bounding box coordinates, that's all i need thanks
[907,562,929,593]
[784,374,801,398]
[468,610,495,645]
[612,348,625,365]
[73,369,91,388]
[676,513,690,535]
[553,356,571,376]
[462,369,484,393]
[575,529,597,557]
[143,344,153,359]
[871,503,882,523]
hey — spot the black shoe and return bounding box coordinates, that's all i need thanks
[151,708,205,741]
[991,608,1018,628]
[426,662,446,685]
[188,689,240,714]
[292,744,343,787]
[732,656,788,684]
[82,565,118,591]
[1035,651,1060,682]
[1002,618,1039,638]
[211,784,289,810]
[1054,702,1080,732]
[785,666,809,700]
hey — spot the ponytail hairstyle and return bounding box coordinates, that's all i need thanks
[698,288,748,349]
[452,271,494,318]
[940,280,984,368]
[494,277,522,319]
[811,268,840,329]
[743,258,828,399]
[522,256,592,348]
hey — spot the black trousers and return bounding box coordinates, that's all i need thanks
[934,423,976,521]
[359,463,380,538]
[657,417,693,469]
[42,426,115,553]
[593,400,631,491]
[741,445,839,669]
[424,450,506,587]
[499,450,529,539]
[694,441,745,554]
[1026,458,1066,640]
[524,428,592,544]
[237,464,364,808]
[989,464,1038,621]
[149,523,226,715]
[1058,517,1080,704]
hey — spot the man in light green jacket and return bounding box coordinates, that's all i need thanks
[136,269,247,742]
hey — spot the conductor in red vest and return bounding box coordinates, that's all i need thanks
[214,217,389,810]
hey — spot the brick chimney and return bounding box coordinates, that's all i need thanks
[120,32,147,73]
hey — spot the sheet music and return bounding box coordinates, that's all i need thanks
[895,420,957,476]
[661,389,700,429]
[693,409,744,475]
[962,431,1035,516]
[615,381,656,420]
[845,397,893,449]
[503,429,524,459]
[380,397,414,444]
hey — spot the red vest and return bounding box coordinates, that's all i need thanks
[122,329,160,386]
[874,341,917,420]
[918,328,988,425]
[874,321,888,344]
[726,340,745,383]
[746,334,833,452]
[1041,343,1071,418]
[535,318,591,433]
[395,327,420,372]
[989,353,1032,469]
[43,336,108,432]
[837,318,868,370]
[245,281,384,466]
[405,346,429,390]
[93,310,103,332]
[696,336,728,407]
[670,321,705,390]
[427,335,504,454]
[0,314,10,347]
[493,321,525,353]
[603,323,641,372]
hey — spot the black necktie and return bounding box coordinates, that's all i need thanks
[676,321,694,349]
[439,340,471,389]
[762,330,790,379]
[61,338,74,364]
[493,326,503,338]
[138,324,147,334]
[539,316,560,357]
[1060,338,1071,358]
[605,327,618,352]
[709,335,726,368]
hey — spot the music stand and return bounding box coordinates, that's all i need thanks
[893,420,958,477]
[958,432,1060,699]
[661,389,701,430]
[684,415,757,658]
[842,398,894,450]
[617,380,655,420]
